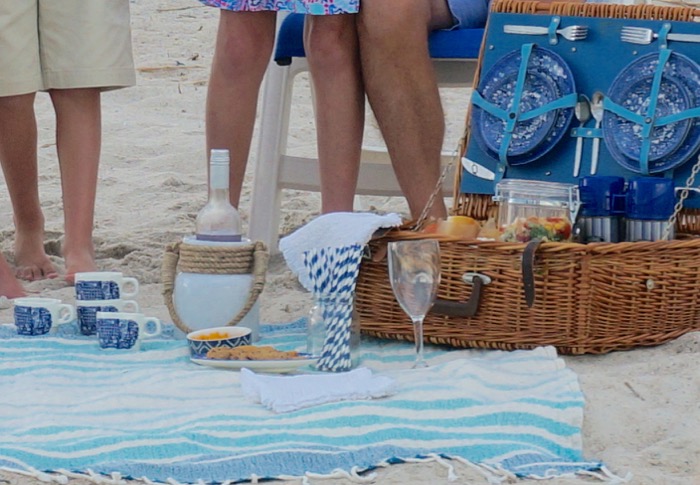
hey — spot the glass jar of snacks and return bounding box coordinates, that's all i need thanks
[493,179,580,242]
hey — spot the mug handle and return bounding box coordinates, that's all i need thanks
[57,304,76,325]
[122,300,140,313]
[140,317,162,338]
[122,277,140,298]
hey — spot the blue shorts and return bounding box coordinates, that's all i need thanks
[446,0,490,30]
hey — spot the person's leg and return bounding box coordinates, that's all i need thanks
[0,253,25,298]
[205,10,277,208]
[49,87,102,280]
[0,93,58,281]
[304,14,364,214]
[357,0,455,220]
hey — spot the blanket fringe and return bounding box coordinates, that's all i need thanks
[578,465,633,483]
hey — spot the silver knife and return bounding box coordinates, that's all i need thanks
[461,157,496,181]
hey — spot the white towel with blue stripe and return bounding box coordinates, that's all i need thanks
[240,367,397,413]
[0,320,617,483]
[279,211,402,291]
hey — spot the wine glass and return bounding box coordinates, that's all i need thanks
[387,239,441,369]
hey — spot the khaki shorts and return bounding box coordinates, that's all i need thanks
[0,0,136,97]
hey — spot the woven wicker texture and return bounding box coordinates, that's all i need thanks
[357,231,700,354]
[357,1,700,354]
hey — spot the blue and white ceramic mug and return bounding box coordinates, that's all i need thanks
[74,272,139,301]
[95,312,162,351]
[13,298,75,336]
[76,299,139,336]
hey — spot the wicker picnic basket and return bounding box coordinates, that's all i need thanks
[355,0,700,354]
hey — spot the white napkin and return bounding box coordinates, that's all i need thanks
[279,212,403,291]
[240,367,397,413]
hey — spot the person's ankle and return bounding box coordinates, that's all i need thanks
[62,244,97,280]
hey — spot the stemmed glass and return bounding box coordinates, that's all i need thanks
[387,239,441,369]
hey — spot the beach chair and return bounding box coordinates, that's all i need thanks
[249,13,484,251]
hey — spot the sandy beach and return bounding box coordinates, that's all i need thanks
[1,1,699,483]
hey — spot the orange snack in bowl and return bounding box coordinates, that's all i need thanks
[437,216,481,239]
[195,331,231,341]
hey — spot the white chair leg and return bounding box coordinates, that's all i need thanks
[249,60,295,252]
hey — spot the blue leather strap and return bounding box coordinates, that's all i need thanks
[498,43,535,165]
[658,23,671,50]
[570,127,602,139]
[547,16,561,46]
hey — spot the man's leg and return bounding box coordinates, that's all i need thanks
[0,93,58,281]
[305,14,364,214]
[357,0,454,220]
[50,88,102,280]
[0,253,25,298]
[205,10,276,208]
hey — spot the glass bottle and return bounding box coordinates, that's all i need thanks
[195,149,242,242]
[307,295,361,372]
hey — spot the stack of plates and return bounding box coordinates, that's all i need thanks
[471,46,576,165]
[602,51,700,174]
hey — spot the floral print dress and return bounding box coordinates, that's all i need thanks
[199,0,359,14]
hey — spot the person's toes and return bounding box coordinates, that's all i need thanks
[15,259,58,281]
[64,273,76,285]
[39,261,59,279]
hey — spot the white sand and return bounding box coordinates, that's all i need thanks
[1,1,699,483]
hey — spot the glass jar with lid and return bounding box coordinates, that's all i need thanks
[493,179,580,242]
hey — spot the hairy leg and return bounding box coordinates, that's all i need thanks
[205,10,276,208]
[305,14,364,213]
[0,93,57,280]
[50,88,102,281]
[358,0,454,220]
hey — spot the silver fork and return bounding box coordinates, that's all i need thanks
[503,24,588,41]
[621,26,700,44]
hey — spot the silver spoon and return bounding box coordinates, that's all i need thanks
[573,95,591,177]
[590,92,605,175]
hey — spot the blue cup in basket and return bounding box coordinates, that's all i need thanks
[626,177,676,220]
[579,176,626,217]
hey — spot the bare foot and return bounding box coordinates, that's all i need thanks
[0,257,27,298]
[0,281,26,299]
[63,247,97,285]
[14,229,58,281]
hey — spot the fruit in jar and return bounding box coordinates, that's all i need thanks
[500,216,572,243]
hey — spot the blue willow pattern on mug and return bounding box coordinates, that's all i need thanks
[98,319,140,350]
[75,281,120,300]
[14,307,52,336]
[198,0,359,14]
[78,305,119,336]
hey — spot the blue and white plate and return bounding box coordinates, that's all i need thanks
[472,46,576,165]
[603,51,700,174]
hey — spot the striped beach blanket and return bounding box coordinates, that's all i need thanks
[0,319,608,483]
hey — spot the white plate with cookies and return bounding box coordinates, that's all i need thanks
[190,344,318,373]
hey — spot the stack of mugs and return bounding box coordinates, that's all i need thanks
[74,272,161,350]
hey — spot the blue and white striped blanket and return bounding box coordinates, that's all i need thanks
[0,319,605,483]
